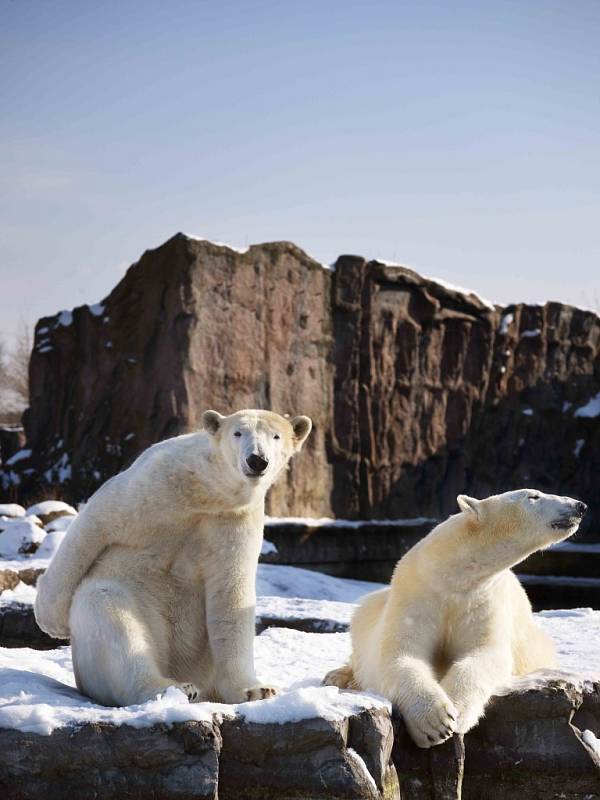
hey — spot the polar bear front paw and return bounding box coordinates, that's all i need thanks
[403,696,458,749]
[179,682,203,703]
[244,685,279,701]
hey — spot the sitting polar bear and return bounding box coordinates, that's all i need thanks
[34,409,312,707]
[324,489,587,748]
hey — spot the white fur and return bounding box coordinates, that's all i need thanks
[324,489,586,748]
[34,409,311,707]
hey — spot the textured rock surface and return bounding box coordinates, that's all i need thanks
[0,673,597,799]
[23,235,334,517]
[329,256,600,530]
[262,518,434,582]
[5,235,599,529]
[0,704,398,800]
[393,676,600,799]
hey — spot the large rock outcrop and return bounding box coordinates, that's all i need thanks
[5,234,600,530]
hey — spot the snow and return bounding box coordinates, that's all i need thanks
[499,313,514,335]
[256,564,383,603]
[0,504,25,518]
[261,539,278,556]
[520,328,541,338]
[56,310,73,327]
[522,408,534,416]
[25,500,77,518]
[551,541,600,554]
[574,391,600,419]
[0,519,45,557]
[4,449,31,466]
[183,233,249,255]
[256,595,355,630]
[519,574,600,588]
[582,729,600,757]
[265,515,434,529]
[45,516,74,533]
[426,276,495,310]
[0,581,37,606]
[88,303,105,317]
[0,608,597,735]
[35,531,66,559]
[574,439,585,458]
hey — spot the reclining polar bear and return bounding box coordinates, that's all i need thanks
[325,489,586,748]
[34,409,312,707]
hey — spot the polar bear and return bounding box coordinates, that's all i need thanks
[34,409,312,707]
[324,489,587,748]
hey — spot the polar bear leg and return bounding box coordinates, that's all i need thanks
[381,656,458,748]
[70,578,181,707]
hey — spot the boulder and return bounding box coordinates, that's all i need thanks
[25,501,77,526]
[0,718,221,800]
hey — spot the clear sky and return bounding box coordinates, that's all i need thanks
[1,0,599,342]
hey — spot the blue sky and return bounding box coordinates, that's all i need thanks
[1,0,599,341]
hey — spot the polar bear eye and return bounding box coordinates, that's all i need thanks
[234,431,242,438]
[273,434,280,440]
[528,494,540,502]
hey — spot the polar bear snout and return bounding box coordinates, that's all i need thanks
[550,498,587,531]
[245,453,269,476]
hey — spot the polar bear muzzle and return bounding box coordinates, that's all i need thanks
[551,500,587,530]
[246,453,269,476]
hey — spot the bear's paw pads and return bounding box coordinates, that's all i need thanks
[406,699,458,749]
[323,664,356,689]
[180,682,202,703]
[245,685,279,701]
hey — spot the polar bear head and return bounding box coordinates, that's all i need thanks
[456,489,587,566]
[202,408,312,489]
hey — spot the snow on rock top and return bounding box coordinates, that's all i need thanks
[1,609,597,735]
[4,449,31,467]
[265,515,434,529]
[0,627,385,735]
[256,563,383,603]
[426,275,495,310]
[0,504,25,519]
[87,303,105,317]
[574,391,600,419]
[56,310,73,327]
[0,519,45,557]
[183,233,250,255]
[25,500,77,518]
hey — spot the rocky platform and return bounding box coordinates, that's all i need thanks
[1,675,598,799]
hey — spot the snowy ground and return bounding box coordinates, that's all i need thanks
[0,511,599,736]
[0,608,598,736]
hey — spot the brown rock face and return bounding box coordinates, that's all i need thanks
[6,235,600,531]
[329,257,600,529]
[23,235,334,517]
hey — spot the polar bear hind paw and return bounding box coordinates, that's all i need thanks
[322,664,358,690]
[245,685,279,701]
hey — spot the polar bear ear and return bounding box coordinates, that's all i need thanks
[291,415,312,448]
[457,494,482,519]
[203,410,225,434]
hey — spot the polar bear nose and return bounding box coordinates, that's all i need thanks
[576,501,587,517]
[246,453,269,474]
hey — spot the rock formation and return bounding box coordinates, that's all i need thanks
[3,234,599,531]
